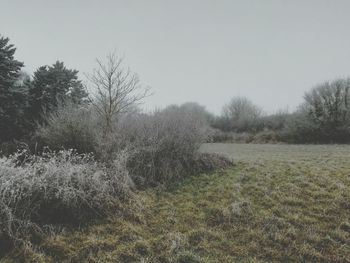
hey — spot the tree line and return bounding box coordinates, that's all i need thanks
[210,78,350,143]
[1,33,350,150]
[0,35,88,144]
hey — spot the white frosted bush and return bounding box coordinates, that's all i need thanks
[0,149,131,245]
[120,105,213,186]
[35,103,97,153]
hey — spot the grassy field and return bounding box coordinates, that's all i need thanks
[3,144,350,262]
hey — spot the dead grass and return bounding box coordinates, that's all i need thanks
[2,144,350,262]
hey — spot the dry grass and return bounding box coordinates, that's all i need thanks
[0,149,133,257]
[2,144,350,262]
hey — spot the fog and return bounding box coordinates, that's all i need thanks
[2,0,350,114]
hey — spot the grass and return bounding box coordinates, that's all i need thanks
[2,144,350,262]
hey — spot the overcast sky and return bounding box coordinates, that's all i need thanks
[2,0,350,114]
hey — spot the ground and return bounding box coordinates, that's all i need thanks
[3,144,350,262]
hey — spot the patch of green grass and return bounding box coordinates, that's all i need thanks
[2,144,350,262]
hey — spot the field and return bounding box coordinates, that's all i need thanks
[3,143,350,262]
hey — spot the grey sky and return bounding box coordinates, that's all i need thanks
[2,0,350,114]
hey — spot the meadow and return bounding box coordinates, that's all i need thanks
[2,143,349,262]
[2,6,350,263]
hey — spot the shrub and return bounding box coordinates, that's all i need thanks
[281,108,328,143]
[252,129,281,143]
[0,149,132,248]
[207,129,232,143]
[35,103,97,153]
[189,153,233,174]
[209,130,254,143]
[0,141,27,157]
[119,105,212,186]
[258,110,290,131]
[282,78,350,143]
[35,102,230,187]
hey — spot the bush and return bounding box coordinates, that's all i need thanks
[282,78,350,143]
[0,149,132,248]
[0,141,26,157]
[280,110,315,143]
[189,153,233,174]
[35,103,97,153]
[118,105,213,186]
[252,129,281,143]
[209,129,254,143]
[207,129,232,142]
[35,102,230,187]
[258,110,290,131]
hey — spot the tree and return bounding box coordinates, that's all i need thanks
[302,78,350,142]
[86,53,150,135]
[180,102,214,124]
[0,35,26,142]
[304,78,350,126]
[222,97,262,132]
[28,61,87,123]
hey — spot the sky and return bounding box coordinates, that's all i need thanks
[2,0,350,114]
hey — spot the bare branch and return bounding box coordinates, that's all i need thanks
[86,52,152,135]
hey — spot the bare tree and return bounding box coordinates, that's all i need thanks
[85,53,150,135]
[222,96,262,132]
[304,78,350,126]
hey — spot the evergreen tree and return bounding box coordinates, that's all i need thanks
[28,61,87,123]
[0,35,25,142]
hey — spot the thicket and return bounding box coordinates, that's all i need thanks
[0,35,232,255]
[0,102,231,254]
[0,149,132,255]
[120,105,222,186]
[35,103,97,154]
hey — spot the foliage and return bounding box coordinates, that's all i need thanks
[35,103,97,153]
[0,149,132,254]
[28,61,87,125]
[220,97,262,132]
[33,100,223,186]
[8,143,350,263]
[0,35,26,142]
[281,79,350,143]
[213,80,350,143]
[257,109,290,131]
[299,78,350,143]
[121,104,212,186]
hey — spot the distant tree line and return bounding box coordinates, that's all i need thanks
[1,33,350,147]
[210,79,350,143]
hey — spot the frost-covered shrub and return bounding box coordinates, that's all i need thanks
[35,103,97,153]
[119,105,212,186]
[35,101,228,187]
[0,149,132,247]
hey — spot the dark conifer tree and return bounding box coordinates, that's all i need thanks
[0,35,25,142]
[28,61,88,123]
